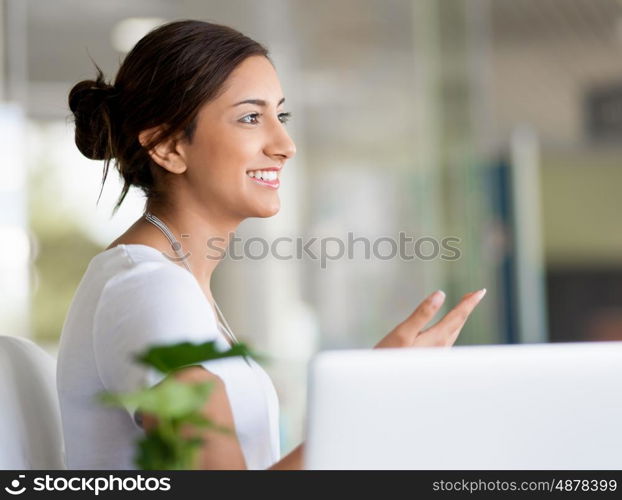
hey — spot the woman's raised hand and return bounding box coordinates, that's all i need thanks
[373,289,486,349]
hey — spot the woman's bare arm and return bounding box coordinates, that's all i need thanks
[138,365,247,469]
[137,365,305,470]
[268,442,305,470]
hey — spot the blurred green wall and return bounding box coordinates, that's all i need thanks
[541,151,622,269]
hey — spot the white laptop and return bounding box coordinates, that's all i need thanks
[304,341,622,469]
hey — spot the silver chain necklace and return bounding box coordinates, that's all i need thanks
[143,210,243,350]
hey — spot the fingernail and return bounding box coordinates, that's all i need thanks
[475,288,487,301]
[430,290,446,306]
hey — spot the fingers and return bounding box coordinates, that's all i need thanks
[402,290,447,334]
[374,288,487,349]
[421,288,487,346]
[373,290,446,348]
[394,290,447,345]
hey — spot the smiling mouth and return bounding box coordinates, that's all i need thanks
[246,169,280,189]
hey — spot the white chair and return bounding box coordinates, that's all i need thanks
[0,335,65,469]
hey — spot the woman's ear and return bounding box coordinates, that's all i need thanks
[138,125,188,174]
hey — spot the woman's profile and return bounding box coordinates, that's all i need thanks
[56,19,486,470]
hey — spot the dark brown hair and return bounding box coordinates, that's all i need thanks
[68,19,269,215]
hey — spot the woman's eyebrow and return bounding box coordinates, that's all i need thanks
[231,97,286,107]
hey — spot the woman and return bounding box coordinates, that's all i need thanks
[56,19,486,470]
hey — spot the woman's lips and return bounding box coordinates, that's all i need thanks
[249,176,280,189]
[247,168,281,189]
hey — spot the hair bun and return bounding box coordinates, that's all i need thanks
[68,66,118,160]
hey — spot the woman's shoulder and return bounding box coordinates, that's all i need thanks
[95,243,177,266]
[98,244,197,293]
[91,244,220,344]
[92,244,189,280]
[82,244,204,318]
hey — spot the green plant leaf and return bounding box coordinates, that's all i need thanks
[99,377,215,419]
[134,431,203,470]
[97,338,265,470]
[181,412,215,428]
[133,340,263,373]
[181,413,234,435]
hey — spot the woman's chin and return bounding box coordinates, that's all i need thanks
[253,201,281,218]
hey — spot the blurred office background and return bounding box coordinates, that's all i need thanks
[1,0,622,454]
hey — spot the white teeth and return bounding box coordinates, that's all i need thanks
[247,170,279,181]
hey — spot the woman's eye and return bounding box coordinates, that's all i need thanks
[278,112,292,125]
[240,113,261,124]
[239,112,293,125]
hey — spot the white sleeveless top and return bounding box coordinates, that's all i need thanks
[56,244,280,469]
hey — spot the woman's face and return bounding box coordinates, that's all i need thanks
[178,55,296,220]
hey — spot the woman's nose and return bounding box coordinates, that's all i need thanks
[266,123,296,160]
